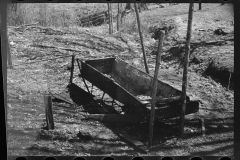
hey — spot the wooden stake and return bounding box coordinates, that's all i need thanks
[44,95,54,130]
[69,54,75,84]
[180,3,194,138]
[148,30,165,147]
[7,34,13,69]
[1,4,13,69]
[134,3,149,74]
[199,3,202,10]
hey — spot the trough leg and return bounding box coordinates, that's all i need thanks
[69,54,75,84]
[101,92,105,99]
[82,77,91,94]
[76,59,91,94]
[91,84,94,94]
[111,98,115,107]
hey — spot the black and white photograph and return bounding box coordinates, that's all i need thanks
[5,2,234,157]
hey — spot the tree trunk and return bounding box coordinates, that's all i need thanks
[117,3,120,31]
[148,30,165,147]
[107,3,113,34]
[199,3,202,10]
[120,3,123,26]
[110,3,113,33]
[134,3,149,74]
[138,3,141,13]
[180,3,194,138]
[125,3,133,10]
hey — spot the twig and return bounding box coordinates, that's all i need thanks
[112,27,125,35]
[30,44,85,52]
[9,22,39,29]
[7,55,72,68]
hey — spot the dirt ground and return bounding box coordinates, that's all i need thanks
[7,3,234,156]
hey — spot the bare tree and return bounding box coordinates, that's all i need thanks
[125,3,133,11]
[134,3,149,74]
[38,4,48,26]
[180,3,194,138]
[107,3,113,34]
[117,3,121,31]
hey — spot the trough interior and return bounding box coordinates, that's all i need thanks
[85,57,183,99]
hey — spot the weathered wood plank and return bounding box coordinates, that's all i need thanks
[52,91,74,104]
[84,114,147,123]
[140,96,182,105]
[146,100,199,120]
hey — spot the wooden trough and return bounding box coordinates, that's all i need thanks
[78,57,199,121]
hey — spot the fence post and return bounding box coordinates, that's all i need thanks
[44,94,54,130]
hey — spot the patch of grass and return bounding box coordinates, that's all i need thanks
[38,128,76,141]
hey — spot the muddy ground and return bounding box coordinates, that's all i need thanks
[7,3,233,156]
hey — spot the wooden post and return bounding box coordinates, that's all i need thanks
[134,3,149,74]
[180,3,194,138]
[1,3,13,69]
[69,54,75,84]
[44,95,54,130]
[7,35,13,69]
[148,30,165,147]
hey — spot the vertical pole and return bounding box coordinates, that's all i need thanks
[134,3,149,74]
[44,95,54,130]
[7,34,13,69]
[199,3,202,10]
[148,30,165,147]
[69,54,75,84]
[1,3,13,69]
[180,3,194,138]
